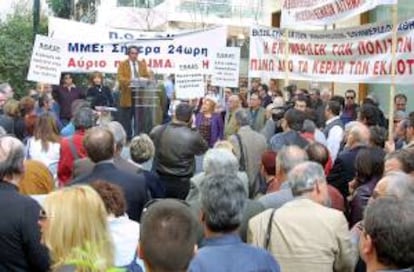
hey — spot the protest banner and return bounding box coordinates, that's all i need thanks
[48,17,227,74]
[27,35,64,85]
[249,17,414,85]
[174,61,205,99]
[281,0,397,28]
[211,47,241,88]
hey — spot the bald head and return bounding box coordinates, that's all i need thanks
[347,122,370,148]
[0,136,25,180]
[373,171,414,200]
[83,127,114,163]
[277,145,309,179]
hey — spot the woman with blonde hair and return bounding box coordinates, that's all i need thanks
[195,96,223,147]
[40,185,114,271]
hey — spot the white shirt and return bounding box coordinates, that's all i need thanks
[325,116,344,161]
[314,129,327,146]
[26,137,60,175]
[108,215,140,267]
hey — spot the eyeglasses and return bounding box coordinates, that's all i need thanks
[346,96,354,100]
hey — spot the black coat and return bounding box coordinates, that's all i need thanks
[327,145,366,200]
[0,182,50,272]
[150,122,208,177]
[86,85,114,108]
[71,162,150,222]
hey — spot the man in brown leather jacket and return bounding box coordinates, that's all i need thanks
[117,45,150,139]
[150,103,208,199]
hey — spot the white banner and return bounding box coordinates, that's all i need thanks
[27,35,65,85]
[175,61,205,99]
[281,0,397,28]
[211,47,241,88]
[48,17,227,74]
[249,17,414,84]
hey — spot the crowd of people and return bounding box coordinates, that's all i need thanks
[0,46,414,272]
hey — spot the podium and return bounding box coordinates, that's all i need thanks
[130,79,161,135]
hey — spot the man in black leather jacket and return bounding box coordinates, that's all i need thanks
[150,102,208,199]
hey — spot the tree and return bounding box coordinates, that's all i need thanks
[46,0,73,19]
[0,5,48,98]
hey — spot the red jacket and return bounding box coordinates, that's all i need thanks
[57,130,87,186]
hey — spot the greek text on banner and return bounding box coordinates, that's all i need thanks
[48,16,226,74]
[249,17,414,84]
[281,0,397,28]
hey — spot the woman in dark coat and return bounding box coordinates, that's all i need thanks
[348,147,385,227]
[86,71,114,109]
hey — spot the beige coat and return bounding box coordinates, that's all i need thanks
[224,109,240,139]
[229,126,267,198]
[248,198,356,272]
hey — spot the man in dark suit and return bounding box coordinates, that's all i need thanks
[71,126,149,222]
[0,136,50,271]
[327,122,369,200]
[72,121,141,179]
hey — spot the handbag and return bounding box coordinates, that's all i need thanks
[264,209,276,251]
[235,133,246,171]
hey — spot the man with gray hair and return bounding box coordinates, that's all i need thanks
[351,171,414,272]
[360,196,414,272]
[229,109,267,197]
[73,121,141,178]
[189,174,280,272]
[249,162,356,272]
[327,121,370,200]
[259,145,308,209]
[0,136,50,271]
[0,82,14,99]
[186,148,249,202]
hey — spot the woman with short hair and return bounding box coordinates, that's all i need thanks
[90,180,141,270]
[195,97,223,148]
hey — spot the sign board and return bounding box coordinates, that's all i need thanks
[175,61,205,99]
[281,0,397,28]
[48,17,227,74]
[211,47,241,88]
[27,35,64,85]
[249,17,414,84]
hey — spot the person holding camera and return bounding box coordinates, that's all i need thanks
[150,103,208,199]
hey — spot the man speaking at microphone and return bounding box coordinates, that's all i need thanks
[117,45,150,140]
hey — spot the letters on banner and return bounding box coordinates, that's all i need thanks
[281,0,397,28]
[27,35,64,85]
[249,17,414,84]
[211,47,241,88]
[48,17,227,74]
[175,60,205,99]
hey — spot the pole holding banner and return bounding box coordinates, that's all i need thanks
[388,4,398,141]
[283,28,290,88]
